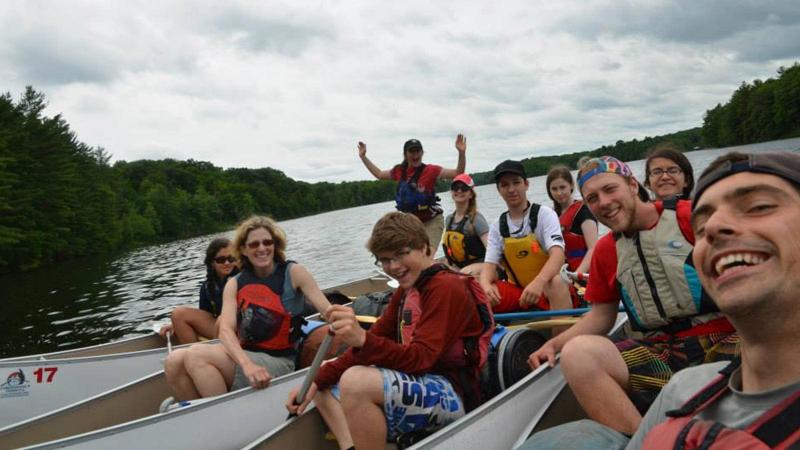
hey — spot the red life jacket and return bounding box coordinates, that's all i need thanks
[559,200,588,272]
[398,264,495,408]
[399,265,494,369]
[235,262,305,356]
[641,358,800,450]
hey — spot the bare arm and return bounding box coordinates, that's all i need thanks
[528,301,620,368]
[217,278,252,368]
[358,141,392,180]
[290,264,332,315]
[575,220,599,274]
[439,134,467,179]
[519,246,566,306]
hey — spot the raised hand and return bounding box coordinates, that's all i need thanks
[358,141,367,159]
[455,134,467,152]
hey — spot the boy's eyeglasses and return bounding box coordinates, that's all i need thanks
[214,256,236,264]
[246,239,275,249]
[374,248,412,267]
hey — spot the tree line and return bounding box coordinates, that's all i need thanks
[2,63,797,273]
[702,64,800,147]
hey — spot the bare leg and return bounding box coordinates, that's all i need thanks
[339,366,387,450]
[560,335,642,435]
[164,348,200,400]
[544,275,574,335]
[544,275,572,310]
[315,389,354,450]
[170,307,217,344]
[184,343,236,397]
[459,262,484,278]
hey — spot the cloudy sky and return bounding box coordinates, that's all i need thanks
[2,1,799,182]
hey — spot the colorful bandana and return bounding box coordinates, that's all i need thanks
[577,156,634,189]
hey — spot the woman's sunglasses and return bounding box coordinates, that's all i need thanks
[451,183,471,192]
[214,256,236,264]
[246,239,275,249]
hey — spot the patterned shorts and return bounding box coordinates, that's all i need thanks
[332,369,465,441]
[616,332,740,414]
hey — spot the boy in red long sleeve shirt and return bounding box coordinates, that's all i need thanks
[286,212,489,450]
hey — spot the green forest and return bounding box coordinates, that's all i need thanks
[1,64,798,273]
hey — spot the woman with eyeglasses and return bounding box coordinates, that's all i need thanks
[441,173,489,277]
[643,142,695,201]
[163,216,331,402]
[159,238,239,343]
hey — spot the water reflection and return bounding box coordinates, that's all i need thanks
[1,141,797,357]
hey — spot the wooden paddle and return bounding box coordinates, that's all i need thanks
[287,326,335,419]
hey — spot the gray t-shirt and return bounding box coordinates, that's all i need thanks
[444,211,489,237]
[628,361,800,449]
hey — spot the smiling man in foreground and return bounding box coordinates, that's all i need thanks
[628,150,800,449]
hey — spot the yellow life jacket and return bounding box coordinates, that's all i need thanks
[499,204,549,287]
[442,215,486,268]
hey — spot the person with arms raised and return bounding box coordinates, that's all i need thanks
[358,135,467,250]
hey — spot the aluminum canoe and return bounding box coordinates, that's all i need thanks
[241,314,629,450]
[0,274,394,448]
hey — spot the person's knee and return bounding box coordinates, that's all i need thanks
[183,345,210,373]
[560,335,610,374]
[339,366,381,404]
[171,306,192,324]
[164,350,186,379]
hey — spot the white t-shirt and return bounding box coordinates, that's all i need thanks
[485,203,564,265]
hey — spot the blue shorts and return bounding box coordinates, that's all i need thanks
[331,368,465,440]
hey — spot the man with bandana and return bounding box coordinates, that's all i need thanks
[528,156,738,437]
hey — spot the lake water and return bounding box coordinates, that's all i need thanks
[2,138,798,357]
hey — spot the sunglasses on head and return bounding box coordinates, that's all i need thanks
[451,183,471,192]
[214,256,236,264]
[246,239,275,249]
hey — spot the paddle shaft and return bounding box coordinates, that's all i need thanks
[288,328,335,419]
[494,306,625,321]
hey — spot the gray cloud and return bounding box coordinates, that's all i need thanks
[555,1,800,44]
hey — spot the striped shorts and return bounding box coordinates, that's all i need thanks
[616,332,740,414]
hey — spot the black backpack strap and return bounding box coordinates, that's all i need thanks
[666,358,740,418]
[528,203,540,232]
[663,196,678,211]
[499,211,510,238]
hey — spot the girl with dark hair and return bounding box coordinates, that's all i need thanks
[159,237,238,343]
[357,134,467,250]
[643,143,695,200]
[163,216,331,402]
[545,165,598,275]
[442,173,489,277]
